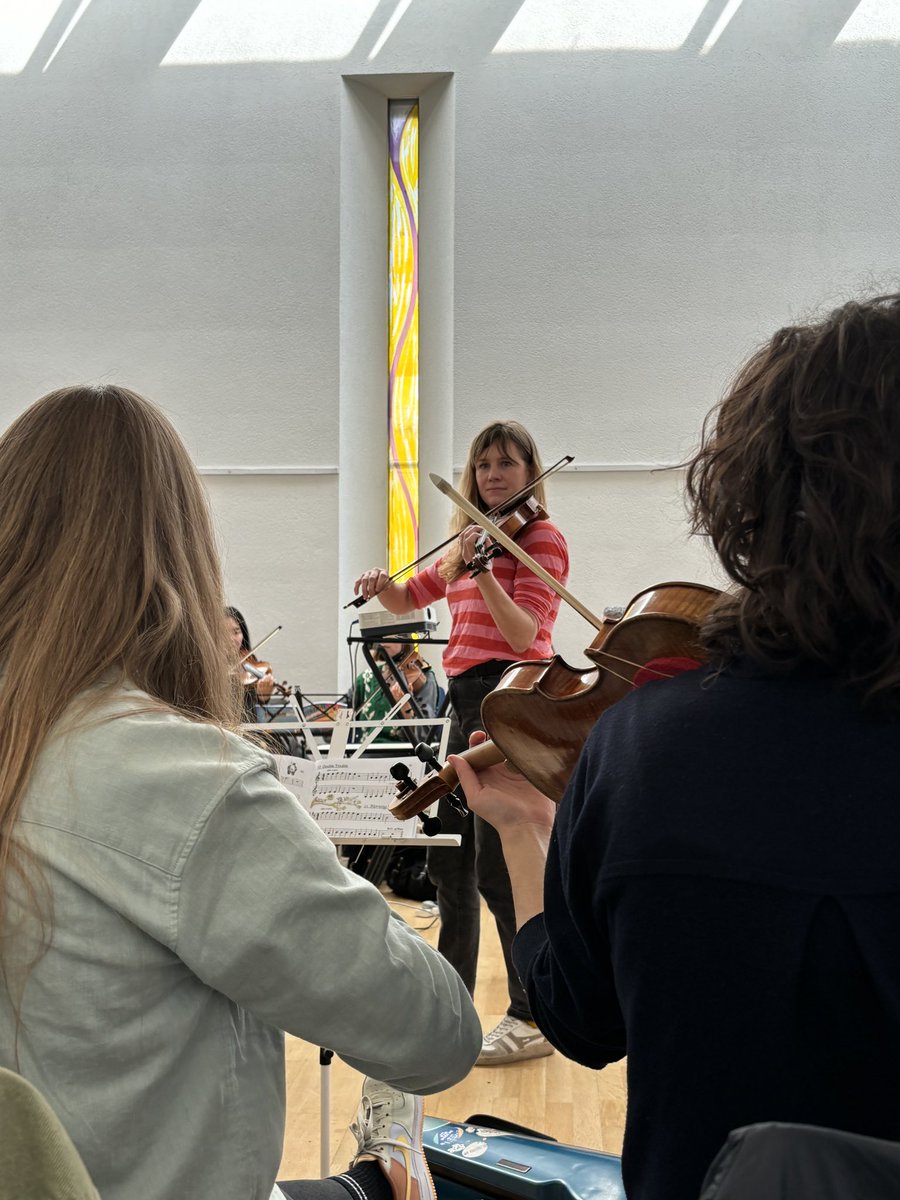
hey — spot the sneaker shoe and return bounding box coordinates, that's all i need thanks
[348,1078,435,1200]
[475,1015,554,1066]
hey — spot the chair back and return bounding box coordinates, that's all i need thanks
[700,1122,900,1200]
[0,1068,100,1200]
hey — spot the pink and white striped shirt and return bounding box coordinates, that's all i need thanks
[406,519,569,677]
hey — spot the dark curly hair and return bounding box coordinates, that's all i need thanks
[685,293,900,710]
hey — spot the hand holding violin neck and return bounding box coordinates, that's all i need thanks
[388,739,507,820]
[466,538,503,576]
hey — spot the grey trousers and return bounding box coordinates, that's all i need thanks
[425,670,532,1022]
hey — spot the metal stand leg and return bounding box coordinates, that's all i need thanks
[363,844,395,886]
[319,1047,334,1177]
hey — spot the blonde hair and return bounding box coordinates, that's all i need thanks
[0,384,241,962]
[439,420,546,582]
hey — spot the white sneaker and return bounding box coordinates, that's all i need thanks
[348,1078,435,1200]
[475,1015,554,1066]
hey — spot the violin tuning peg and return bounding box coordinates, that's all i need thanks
[390,761,415,797]
[420,813,442,836]
[414,743,443,774]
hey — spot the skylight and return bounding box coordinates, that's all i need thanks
[162,0,380,65]
[492,0,710,53]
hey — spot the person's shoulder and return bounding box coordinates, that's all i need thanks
[25,688,280,872]
[523,516,564,535]
[43,687,273,815]
[94,687,265,763]
[584,665,712,748]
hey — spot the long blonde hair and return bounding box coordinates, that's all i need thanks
[438,420,547,582]
[0,384,241,956]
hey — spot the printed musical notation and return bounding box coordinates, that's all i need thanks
[274,755,427,841]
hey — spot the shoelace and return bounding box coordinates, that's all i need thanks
[361,1096,393,1137]
[351,1124,427,1162]
[485,1014,521,1042]
[351,1098,427,1160]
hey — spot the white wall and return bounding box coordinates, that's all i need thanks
[1,0,897,688]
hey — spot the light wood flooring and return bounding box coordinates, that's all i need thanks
[280,892,627,1180]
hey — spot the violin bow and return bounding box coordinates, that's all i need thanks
[240,625,282,663]
[429,474,608,633]
[344,455,574,610]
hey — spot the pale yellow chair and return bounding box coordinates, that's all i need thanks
[0,1068,99,1200]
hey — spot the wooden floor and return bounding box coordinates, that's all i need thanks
[280,891,627,1180]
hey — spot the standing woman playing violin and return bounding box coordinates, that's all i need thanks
[355,420,569,1065]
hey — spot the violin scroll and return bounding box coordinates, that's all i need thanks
[388,739,507,820]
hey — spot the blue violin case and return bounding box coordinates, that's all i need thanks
[423,1115,624,1200]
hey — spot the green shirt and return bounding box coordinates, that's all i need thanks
[351,667,439,741]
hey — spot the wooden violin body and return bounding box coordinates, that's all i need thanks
[242,654,294,700]
[241,653,272,685]
[483,581,720,800]
[492,495,548,538]
[466,496,549,574]
[393,645,430,692]
[389,581,721,820]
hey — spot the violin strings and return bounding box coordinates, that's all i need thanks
[589,647,676,681]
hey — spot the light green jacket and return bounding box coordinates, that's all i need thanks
[0,689,481,1200]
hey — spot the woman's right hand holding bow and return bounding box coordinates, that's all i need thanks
[353,568,413,615]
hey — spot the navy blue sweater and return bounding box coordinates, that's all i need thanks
[513,660,900,1200]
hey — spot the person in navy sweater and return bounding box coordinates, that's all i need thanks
[454,293,900,1200]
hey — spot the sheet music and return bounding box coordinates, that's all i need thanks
[274,754,432,842]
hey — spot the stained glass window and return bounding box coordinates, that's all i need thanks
[387,99,419,576]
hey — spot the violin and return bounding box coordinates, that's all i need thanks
[238,626,292,701]
[394,644,430,686]
[382,645,432,717]
[299,646,433,726]
[390,581,721,820]
[465,496,549,575]
[241,653,275,698]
